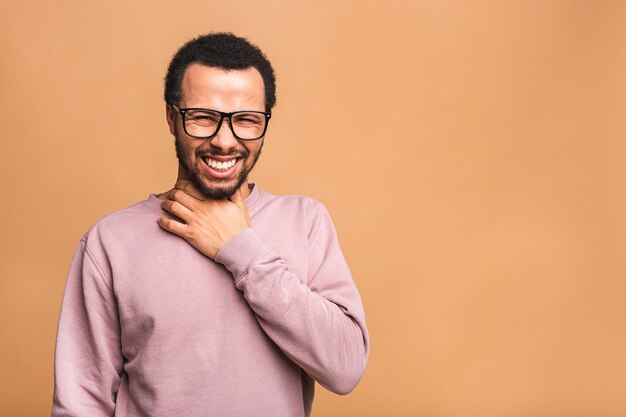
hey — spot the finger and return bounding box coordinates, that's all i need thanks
[161,199,193,223]
[157,216,189,238]
[167,188,201,211]
[174,180,205,200]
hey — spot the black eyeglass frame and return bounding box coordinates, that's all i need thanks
[170,104,271,141]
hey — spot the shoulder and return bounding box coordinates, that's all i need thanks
[80,196,159,250]
[255,187,336,240]
[256,187,330,220]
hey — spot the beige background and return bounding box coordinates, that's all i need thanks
[1,1,625,416]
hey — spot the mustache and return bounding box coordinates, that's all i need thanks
[173,129,249,158]
[193,144,249,159]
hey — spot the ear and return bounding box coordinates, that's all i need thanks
[165,103,177,136]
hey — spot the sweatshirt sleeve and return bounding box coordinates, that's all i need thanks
[215,199,370,395]
[52,237,124,416]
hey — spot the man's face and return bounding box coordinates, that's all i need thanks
[166,64,266,199]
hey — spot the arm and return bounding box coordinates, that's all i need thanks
[215,200,370,394]
[52,237,123,416]
[158,182,370,393]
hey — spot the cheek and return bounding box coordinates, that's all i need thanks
[176,137,197,161]
[244,142,262,158]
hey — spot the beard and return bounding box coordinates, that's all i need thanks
[174,132,263,200]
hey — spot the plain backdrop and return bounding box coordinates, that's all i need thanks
[1,1,625,416]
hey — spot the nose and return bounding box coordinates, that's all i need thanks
[210,117,239,151]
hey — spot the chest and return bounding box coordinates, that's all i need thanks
[108,215,310,355]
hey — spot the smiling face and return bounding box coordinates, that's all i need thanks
[166,64,267,199]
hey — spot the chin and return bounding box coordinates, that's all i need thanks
[195,174,246,200]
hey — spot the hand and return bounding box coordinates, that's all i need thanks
[157,180,251,259]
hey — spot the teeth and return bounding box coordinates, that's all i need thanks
[206,158,237,170]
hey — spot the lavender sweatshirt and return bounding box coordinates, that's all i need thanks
[52,183,369,417]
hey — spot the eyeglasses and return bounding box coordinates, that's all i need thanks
[170,104,271,141]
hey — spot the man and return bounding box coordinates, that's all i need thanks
[53,33,369,416]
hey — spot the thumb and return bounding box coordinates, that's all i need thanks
[228,186,246,208]
[229,186,251,227]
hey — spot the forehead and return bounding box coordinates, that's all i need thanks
[180,63,265,111]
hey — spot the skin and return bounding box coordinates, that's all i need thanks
[157,64,268,259]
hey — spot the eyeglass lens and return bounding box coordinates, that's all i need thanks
[184,110,266,139]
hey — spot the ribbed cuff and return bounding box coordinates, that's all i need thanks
[214,228,271,280]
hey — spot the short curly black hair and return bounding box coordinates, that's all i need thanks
[164,32,276,112]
